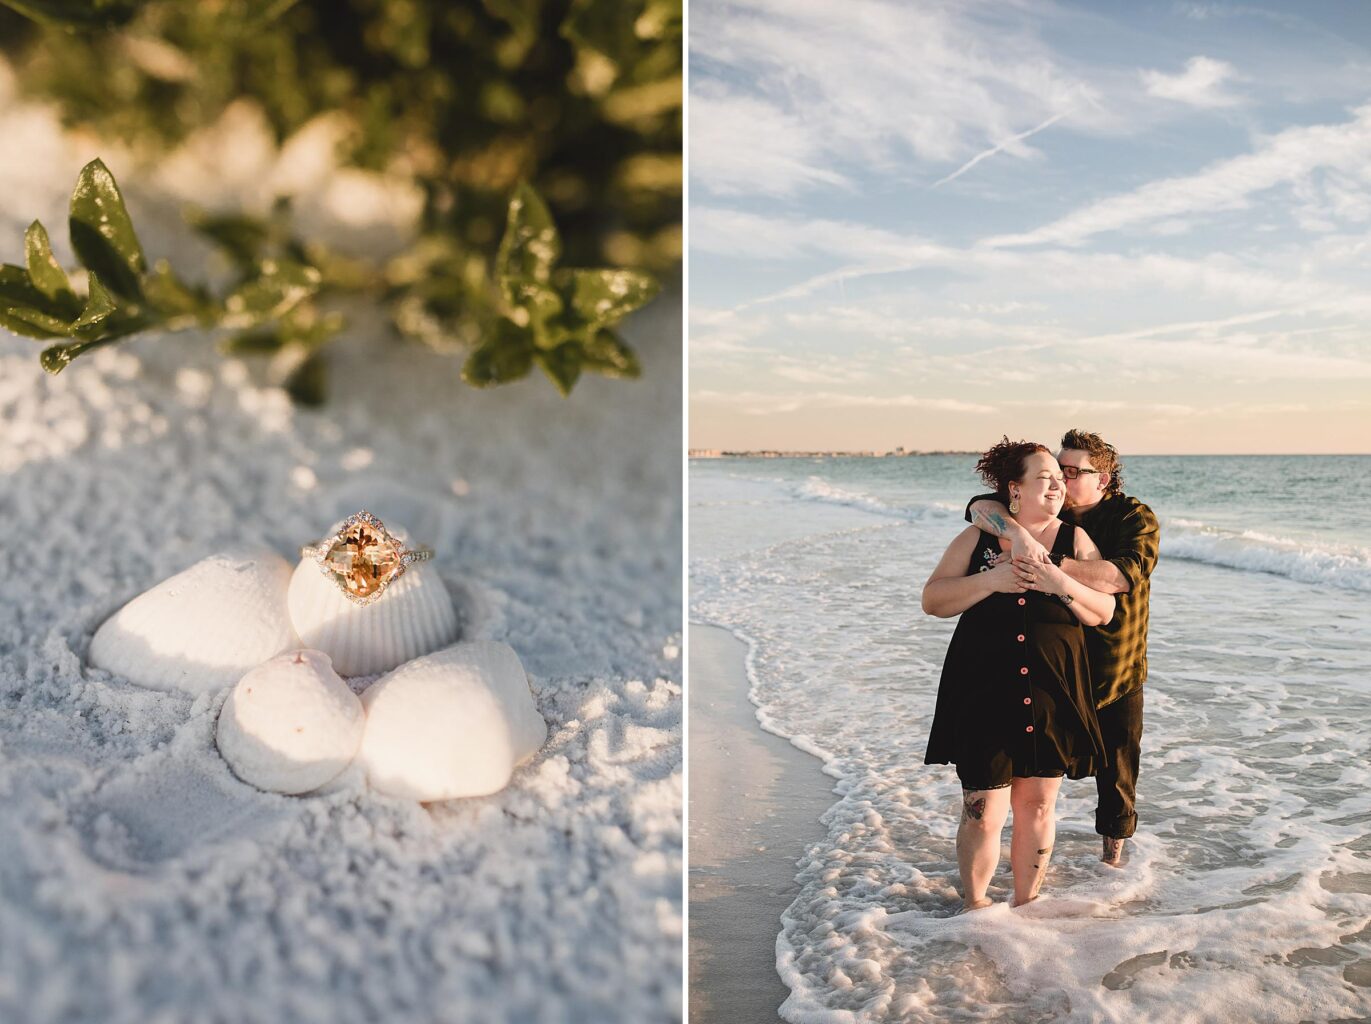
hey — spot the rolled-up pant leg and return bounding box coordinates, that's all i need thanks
[1094,687,1144,839]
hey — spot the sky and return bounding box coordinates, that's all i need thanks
[687,0,1371,454]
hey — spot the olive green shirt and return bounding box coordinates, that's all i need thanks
[965,492,1160,709]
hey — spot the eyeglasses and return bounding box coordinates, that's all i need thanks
[1061,466,1101,480]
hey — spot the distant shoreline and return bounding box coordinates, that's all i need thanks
[688,451,1370,459]
[688,449,977,459]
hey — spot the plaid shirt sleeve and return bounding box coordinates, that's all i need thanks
[1107,500,1160,593]
[1083,496,1160,705]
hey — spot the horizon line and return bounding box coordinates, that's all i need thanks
[687,450,1371,458]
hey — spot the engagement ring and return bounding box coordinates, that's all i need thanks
[300,510,434,605]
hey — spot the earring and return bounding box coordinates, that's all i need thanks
[1009,493,1020,515]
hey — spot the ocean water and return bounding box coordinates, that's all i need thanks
[689,455,1371,1024]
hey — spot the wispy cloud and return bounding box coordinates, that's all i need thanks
[689,0,1102,197]
[985,103,1371,248]
[1141,56,1243,108]
[688,2,1371,451]
[688,83,850,197]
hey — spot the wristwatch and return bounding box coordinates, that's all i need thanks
[1059,593,1074,606]
[1048,553,1065,566]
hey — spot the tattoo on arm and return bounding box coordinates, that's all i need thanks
[974,509,1010,536]
[962,794,987,821]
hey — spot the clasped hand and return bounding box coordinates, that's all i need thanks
[1011,534,1050,563]
[1011,555,1066,595]
[984,553,1067,595]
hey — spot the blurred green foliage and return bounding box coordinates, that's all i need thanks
[0,0,680,397]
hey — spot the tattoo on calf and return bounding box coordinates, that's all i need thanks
[962,795,987,821]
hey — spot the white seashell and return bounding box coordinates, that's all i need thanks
[358,640,547,801]
[286,552,459,678]
[90,548,299,694]
[216,650,364,795]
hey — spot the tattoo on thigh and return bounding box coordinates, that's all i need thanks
[962,795,987,821]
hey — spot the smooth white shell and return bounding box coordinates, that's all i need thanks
[216,650,364,795]
[89,549,299,694]
[359,641,547,801]
[286,553,459,678]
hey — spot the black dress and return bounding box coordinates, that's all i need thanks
[924,522,1106,790]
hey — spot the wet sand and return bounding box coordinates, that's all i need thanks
[688,623,835,1024]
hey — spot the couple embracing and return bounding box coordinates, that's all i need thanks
[922,430,1159,912]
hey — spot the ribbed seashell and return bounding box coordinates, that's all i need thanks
[89,548,299,695]
[216,649,365,795]
[359,641,547,801]
[286,554,459,678]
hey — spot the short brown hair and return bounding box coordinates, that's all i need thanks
[1060,428,1123,497]
[975,436,1053,500]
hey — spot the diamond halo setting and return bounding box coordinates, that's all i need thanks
[301,511,434,605]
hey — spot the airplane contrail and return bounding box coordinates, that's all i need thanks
[933,109,1071,187]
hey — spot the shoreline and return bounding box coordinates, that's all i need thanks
[688,623,835,1024]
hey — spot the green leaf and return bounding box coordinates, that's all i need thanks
[243,0,302,27]
[580,328,641,379]
[0,0,142,29]
[68,159,146,302]
[187,208,271,272]
[284,349,327,406]
[40,341,87,373]
[562,0,640,68]
[0,265,37,304]
[39,337,108,373]
[0,258,86,338]
[536,341,584,396]
[0,305,70,340]
[509,279,565,346]
[221,327,288,355]
[637,0,682,39]
[0,262,80,320]
[37,318,144,374]
[461,318,536,387]
[223,260,321,326]
[558,267,659,330]
[483,0,540,44]
[143,259,211,320]
[24,221,76,305]
[220,308,343,356]
[497,183,562,294]
[71,271,118,332]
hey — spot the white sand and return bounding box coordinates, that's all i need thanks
[0,76,681,1024]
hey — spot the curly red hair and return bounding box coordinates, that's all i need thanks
[974,436,1053,500]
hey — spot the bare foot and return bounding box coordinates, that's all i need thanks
[1010,894,1040,908]
[958,898,994,914]
[1102,837,1124,867]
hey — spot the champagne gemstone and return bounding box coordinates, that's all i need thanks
[323,523,401,598]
